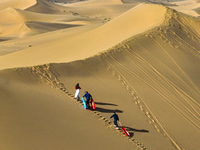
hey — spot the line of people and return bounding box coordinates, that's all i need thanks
[75,83,92,109]
[74,83,120,129]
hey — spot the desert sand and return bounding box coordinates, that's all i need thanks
[0,0,200,150]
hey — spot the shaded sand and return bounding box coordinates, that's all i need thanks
[0,0,200,150]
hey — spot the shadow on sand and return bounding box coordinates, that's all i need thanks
[95,102,118,106]
[123,126,149,137]
[95,107,123,113]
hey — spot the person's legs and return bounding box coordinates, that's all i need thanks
[86,99,90,108]
[77,89,80,98]
[75,89,80,99]
[114,120,118,127]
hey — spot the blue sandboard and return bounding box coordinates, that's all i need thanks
[82,97,87,109]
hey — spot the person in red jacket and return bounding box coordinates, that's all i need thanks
[75,83,81,100]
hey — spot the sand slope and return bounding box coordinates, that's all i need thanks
[0,68,135,150]
[45,7,200,149]
[0,0,200,150]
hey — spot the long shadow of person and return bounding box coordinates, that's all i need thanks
[95,102,118,106]
[95,107,123,113]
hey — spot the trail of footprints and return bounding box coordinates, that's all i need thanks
[106,65,171,135]
[154,25,200,59]
[28,64,147,150]
[106,64,184,150]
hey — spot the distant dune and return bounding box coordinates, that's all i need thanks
[169,0,200,16]
[0,0,37,10]
[26,0,70,13]
[0,3,170,69]
[0,0,200,150]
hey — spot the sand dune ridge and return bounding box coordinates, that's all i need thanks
[0,3,178,70]
[0,6,92,39]
[0,7,26,24]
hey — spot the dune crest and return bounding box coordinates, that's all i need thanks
[66,0,123,7]
[1,3,199,69]
[0,8,32,38]
[0,3,171,69]
[0,7,93,39]
[0,7,26,24]
[25,0,70,14]
[94,3,167,45]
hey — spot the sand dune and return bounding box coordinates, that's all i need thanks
[0,6,93,39]
[0,0,36,10]
[0,8,27,24]
[0,3,168,69]
[56,0,136,19]
[65,0,123,6]
[26,0,70,14]
[0,0,200,150]
[169,0,200,16]
[0,0,135,40]
[0,23,31,39]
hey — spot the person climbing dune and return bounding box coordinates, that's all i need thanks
[75,83,81,100]
[82,91,92,109]
[110,112,119,129]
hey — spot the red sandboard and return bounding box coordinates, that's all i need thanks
[91,98,96,110]
[119,121,130,136]
[121,126,130,136]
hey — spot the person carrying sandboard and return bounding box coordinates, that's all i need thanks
[82,91,92,109]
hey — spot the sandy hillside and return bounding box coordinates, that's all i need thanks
[0,0,200,150]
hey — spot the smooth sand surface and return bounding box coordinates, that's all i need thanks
[0,0,200,150]
[0,0,37,10]
[169,0,200,17]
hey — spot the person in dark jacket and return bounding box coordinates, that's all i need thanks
[110,112,119,129]
[82,91,92,109]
